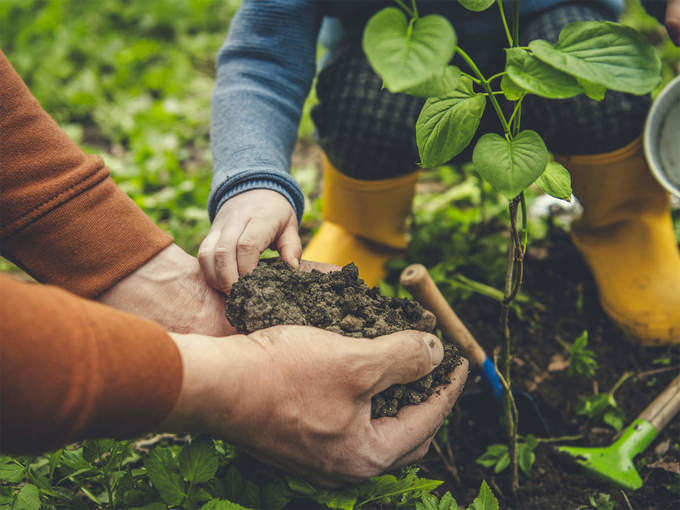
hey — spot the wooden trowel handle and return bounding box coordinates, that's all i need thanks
[639,372,680,431]
[400,264,487,367]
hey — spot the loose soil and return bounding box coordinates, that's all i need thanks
[414,226,680,510]
[225,260,461,418]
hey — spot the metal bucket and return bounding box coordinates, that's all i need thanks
[644,74,680,198]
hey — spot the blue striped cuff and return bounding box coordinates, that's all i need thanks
[209,173,304,225]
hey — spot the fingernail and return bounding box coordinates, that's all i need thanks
[291,257,300,270]
[414,310,436,332]
[423,333,444,366]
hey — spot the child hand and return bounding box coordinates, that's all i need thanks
[199,189,301,292]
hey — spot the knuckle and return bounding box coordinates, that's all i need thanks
[334,456,382,480]
[197,249,211,265]
[347,358,383,394]
[213,245,233,260]
[236,238,260,253]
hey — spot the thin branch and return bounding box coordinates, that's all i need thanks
[493,348,519,425]
[508,96,525,130]
[513,0,521,48]
[621,490,635,510]
[457,47,511,136]
[488,71,507,83]
[432,439,461,484]
[394,0,414,16]
[634,365,680,380]
[534,434,584,443]
[520,192,528,248]
[497,0,513,47]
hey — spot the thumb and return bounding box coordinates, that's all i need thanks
[367,330,444,394]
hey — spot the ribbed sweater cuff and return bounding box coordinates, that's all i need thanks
[209,171,305,225]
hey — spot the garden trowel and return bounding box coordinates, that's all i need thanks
[558,372,680,490]
[400,264,549,435]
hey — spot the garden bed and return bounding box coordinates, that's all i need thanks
[219,225,680,509]
[413,227,680,509]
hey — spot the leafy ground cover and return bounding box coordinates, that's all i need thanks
[1,1,680,509]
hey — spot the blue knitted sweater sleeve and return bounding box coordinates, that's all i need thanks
[208,0,321,223]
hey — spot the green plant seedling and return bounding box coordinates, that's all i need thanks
[475,435,538,475]
[416,480,499,510]
[362,0,660,492]
[567,331,598,379]
[576,372,631,431]
[587,492,615,510]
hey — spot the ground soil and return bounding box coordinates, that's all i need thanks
[225,260,462,418]
[414,225,680,510]
[224,224,679,509]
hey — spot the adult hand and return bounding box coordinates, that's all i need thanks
[98,244,235,336]
[162,326,468,486]
[199,190,301,293]
[668,0,680,45]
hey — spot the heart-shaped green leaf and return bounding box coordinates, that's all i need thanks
[529,21,661,94]
[501,74,524,101]
[457,0,495,12]
[534,161,572,200]
[505,48,583,99]
[416,77,486,167]
[362,7,457,92]
[473,130,549,198]
[577,77,606,101]
[403,66,462,97]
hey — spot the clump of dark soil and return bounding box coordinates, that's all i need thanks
[225,260,461,418]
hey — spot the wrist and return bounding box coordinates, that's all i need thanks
[98,244,236,336]
[209,172,304,224]
[160,332,259,437]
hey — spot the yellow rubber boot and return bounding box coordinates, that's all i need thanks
[559,137,680,346]
[302,155,418,286]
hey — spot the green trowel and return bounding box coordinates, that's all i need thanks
[558,372,680,491]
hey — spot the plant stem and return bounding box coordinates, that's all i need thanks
[507,96,525,131]
[497,0,513,47]
[513,0,521,47]
[501,197,523,494]
[535,434,584,443]
[621,490,635,510]
[457,47,511,136]
[394,0,414,16]
[487,71,507,83]
[432,439,461,484]
[520,192,528,248]
[609,371,634,397]
[411,0,419,19]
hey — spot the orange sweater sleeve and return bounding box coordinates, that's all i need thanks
[0,49,173,298]
[0,51,184,453]
[0,274,183,454]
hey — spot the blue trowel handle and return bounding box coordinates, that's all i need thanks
[480,357,505,403]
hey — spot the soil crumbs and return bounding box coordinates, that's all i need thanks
[225,260,461,418]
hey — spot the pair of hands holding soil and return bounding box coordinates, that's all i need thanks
[98,242,468,487]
